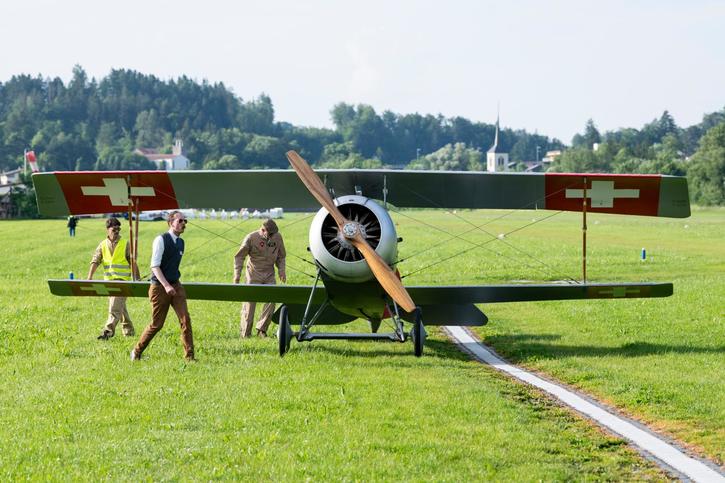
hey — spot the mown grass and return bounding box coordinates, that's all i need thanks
[0,207,722,479]
[391,207,724,464]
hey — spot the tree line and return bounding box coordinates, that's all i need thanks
[1,66,723,208]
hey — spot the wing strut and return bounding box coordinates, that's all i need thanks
[133,198,140,277]
[126,176,135,277]
[582,176,587,283]
[125,174,141,281]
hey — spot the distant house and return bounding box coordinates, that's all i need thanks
[0,168,23,218]
[522,154,557,173]
[522,161,545,173]
[1,168,22,186]
[543,150,562,163]
[135,139,190,170]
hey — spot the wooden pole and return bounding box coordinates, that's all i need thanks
[127,176,134,279]
[134,198,140,279]
[582,176,587,284]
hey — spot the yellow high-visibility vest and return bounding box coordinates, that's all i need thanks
[101,238,132,281]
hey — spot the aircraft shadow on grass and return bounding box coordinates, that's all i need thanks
[201,332,465,360]
[484,333,725,359]
[275,338,469,362]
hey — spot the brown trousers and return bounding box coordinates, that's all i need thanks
[133,283,194,359]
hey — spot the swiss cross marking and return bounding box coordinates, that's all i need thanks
[80,284,122,296]
[565,181,640,208]
[81,178,156,206]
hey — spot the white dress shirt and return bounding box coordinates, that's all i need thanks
[150,229,180,268]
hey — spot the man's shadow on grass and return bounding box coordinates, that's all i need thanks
[483,333,725,360]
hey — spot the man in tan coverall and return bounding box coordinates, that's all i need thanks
[233,219,286,338]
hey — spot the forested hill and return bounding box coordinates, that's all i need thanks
[1,66,724,205]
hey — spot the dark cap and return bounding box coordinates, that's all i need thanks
[262,218,278,235]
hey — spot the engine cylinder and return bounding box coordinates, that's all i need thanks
[309,195,398,283]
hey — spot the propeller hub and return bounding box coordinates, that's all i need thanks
[341,222,358,238]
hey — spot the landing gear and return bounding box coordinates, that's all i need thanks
[277,305,293,357]
[411,308,426,357]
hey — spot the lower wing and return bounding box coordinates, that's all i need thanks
[47,280,326,304]
[48,280,671,327]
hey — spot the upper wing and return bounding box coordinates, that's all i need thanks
[33,170,690,218]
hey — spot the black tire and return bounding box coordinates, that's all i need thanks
[278,305,291,357]
[412,308,424,357]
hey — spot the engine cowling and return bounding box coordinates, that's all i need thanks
[309,195,398,283]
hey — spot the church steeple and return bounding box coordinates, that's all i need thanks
[488,114,501,154]
[486,107,509,172]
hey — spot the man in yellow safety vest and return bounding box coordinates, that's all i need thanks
[87,217,139,340]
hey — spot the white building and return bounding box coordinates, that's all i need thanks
[0,168,22,185]
[135,139,190,170]
[486,116,509,172]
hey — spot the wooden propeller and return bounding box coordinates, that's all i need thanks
[286,150,416,313]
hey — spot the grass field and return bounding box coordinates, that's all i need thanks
[0,207,722,480]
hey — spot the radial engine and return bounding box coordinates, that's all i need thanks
[308,195,398,283]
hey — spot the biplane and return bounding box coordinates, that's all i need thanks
[32,151,690,356]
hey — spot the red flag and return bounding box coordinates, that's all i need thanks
[25,150,39,172]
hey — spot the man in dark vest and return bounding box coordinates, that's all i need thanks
[131,210,194,361]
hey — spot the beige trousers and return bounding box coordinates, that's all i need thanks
[103,296,135,336]
[240,274,276,337]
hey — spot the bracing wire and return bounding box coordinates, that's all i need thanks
[128,171,588,283]
[131,180,317,280]
[393,180,587,283]
[396,209,578,283]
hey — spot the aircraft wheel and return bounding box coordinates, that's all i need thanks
[411,308,425,357]
[277,305,292,357]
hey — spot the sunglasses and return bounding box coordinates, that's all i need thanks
[110,226,121,231]
[176,219,188,224]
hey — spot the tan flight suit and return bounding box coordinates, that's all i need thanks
[90,238,135,337]
[234,230,286,337]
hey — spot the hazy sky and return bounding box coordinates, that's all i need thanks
[1,0,723,143]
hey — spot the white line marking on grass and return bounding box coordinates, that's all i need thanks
[444,326,725,483]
